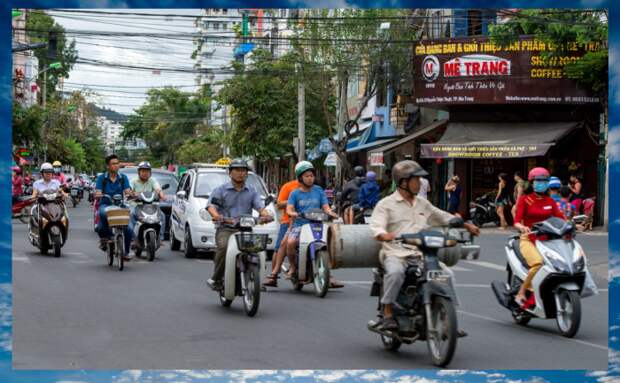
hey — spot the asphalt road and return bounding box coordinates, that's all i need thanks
[12,200,609,370]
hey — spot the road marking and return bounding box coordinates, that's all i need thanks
[463,260,506,271]
[12,256,31,263]
[452,265,473,272]
[457,310,608,351]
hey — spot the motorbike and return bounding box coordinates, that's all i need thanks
[101,194,132,271]
[469,193,500,227]
[353,206,373,224]
[131,187,168,261]
[218,215,272,317]
[367,217,466,367]
[491,217,590,338]
[13,195,35,224]
[290,208,333,298]
[28,189,69,257]
[69,182,82,207]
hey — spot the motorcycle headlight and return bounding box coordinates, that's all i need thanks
[572,247,586,272]
[543,250,570,272]
[45,193,57,201]
[424,236,445,248]
[240,217,255,228]
[199,208,211,221]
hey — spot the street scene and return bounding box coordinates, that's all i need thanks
[11,8,609,370]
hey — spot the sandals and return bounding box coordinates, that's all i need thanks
[263,274,279,287]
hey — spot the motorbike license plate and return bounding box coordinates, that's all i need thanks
[71,190,78,196]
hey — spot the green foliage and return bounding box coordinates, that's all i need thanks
[122,86,212,164]
[177,133,223,164]
[490,9,608,96]
[217,49,333,160]
[26,11,78,102]
[62,138,86,170]
[13,103,44,149]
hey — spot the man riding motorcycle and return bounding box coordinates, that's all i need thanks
[95,154,134,259]
[513,167,566,307]
[357,170,381,211]
[369,160,480,331]
[52,160,67,187]
[206,159,273,291]
[129,161,167,246]
[341,165,365,224]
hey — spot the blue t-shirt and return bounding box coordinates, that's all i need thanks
[96,172,130,205]
[288,185,328,227]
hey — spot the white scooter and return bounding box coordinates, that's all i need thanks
[491,217,596,338]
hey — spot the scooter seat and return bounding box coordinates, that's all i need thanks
[510,239,530,270]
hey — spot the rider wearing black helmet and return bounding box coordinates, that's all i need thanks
[206,159,273,291]
[341,165,366,224]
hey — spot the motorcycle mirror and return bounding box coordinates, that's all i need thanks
[162,184,170,191]
[176,190,186,199]
[264,195,274,205]
[448,217,464,228]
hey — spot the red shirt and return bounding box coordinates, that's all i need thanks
[514,193,565,229]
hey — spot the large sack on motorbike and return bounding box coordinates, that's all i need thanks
[328,224,381,269]
[437,246,461,267]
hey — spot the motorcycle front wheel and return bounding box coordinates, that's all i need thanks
[219,289,233,307]
[19,207,31,224]
[147,231,157,262]
[426,296,458,368]
[52,235,62,258]
[242,263,261,317]
[556,290,581,338]
[313,250,330,298]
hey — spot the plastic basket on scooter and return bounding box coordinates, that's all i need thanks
[235,233,268,253]
[105,207,131,227]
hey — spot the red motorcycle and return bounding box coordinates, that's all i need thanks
[13,195,35,224]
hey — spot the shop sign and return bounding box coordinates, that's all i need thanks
[369,152,384,166]
[413,36,601,105]
[324,152,338,167]
[420,143,553,159]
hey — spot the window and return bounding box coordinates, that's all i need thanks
[432,11,441,38]
[222,22,227,31]
[213,22,219,31]
[467,10,482,36]
[280,9,287,18]
[222,9,228,15]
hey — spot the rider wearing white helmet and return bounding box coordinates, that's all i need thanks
[32,163,67,199]
[129,161,168,248]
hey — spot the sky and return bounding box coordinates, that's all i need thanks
[52,8,231,115]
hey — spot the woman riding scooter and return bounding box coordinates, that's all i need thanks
[513,167,566,307]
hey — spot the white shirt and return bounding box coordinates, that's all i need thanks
[418,178,430,199]
[33,179,61,193]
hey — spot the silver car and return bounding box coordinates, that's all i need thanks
[169,166,278,258]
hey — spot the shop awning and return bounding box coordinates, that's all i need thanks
[347,138,396,153]
[368,119,448,155]
[420,121,579,159]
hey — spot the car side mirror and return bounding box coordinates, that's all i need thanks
[162,184,170,191]
[448,217,464,228]
[176,190,186,199]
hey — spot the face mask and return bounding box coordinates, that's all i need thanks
[533,180,549,193]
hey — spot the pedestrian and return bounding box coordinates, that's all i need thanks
[444,175,461,214]
[12,166,23,203]
[569,174,584,214]
[511,171,526,220]
[495,173,510,229]
[417,176,431,200]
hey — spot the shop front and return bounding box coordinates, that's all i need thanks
[413,36,605,223]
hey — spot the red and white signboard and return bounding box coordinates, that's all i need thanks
[443,54,511,78]
[369,152,384,167]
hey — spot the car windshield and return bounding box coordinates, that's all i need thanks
[194,172,267,198]
[120,169,179,196]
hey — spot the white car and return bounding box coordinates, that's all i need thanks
[169,166,279,258]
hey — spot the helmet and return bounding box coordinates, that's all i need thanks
[229,158,250,171]
[392,160,428,185]
[138,161,152,171]
[52,161,62,167]
[12,166,21,173]
[295,161,315,179]
[40,162,54,173]
[366,171,377,182]
[548,176,561,189]
[353,166,365,177]
[528,167,550,181]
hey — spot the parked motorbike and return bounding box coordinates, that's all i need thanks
[469,193,500,227]
[288,209,333,298]
[218,215,273,317]
[131,187,168,261]
[491,217,591,338]
[101,194,132,271]
[13,195,35,224]
[28,189,69,257]
[367,217,466,367]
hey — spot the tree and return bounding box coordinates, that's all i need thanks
[177,133,223,164]
[13,103,45,150]
[217,49,332,160]
[26,11,78,103]
[122,86,212,164]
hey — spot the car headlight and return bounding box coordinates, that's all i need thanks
[424,236,445,248]
[199,208,211,221]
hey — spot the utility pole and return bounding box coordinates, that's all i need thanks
[335,78,347,185]
[297,63,305,161]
